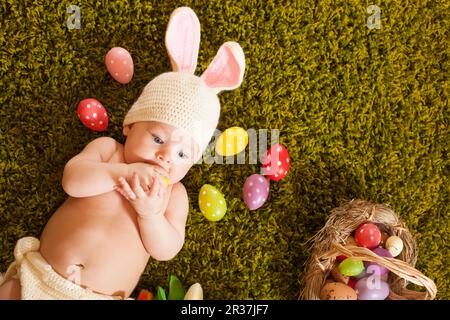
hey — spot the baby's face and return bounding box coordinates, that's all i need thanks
[123,121,199,184]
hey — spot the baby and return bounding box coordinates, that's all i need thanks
[0,7,245,300]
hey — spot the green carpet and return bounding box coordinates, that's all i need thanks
[1,0,448,299]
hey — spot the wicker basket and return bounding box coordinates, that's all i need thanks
[300,199,437,300]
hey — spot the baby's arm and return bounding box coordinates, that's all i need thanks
[137,182,189,261]
[62,137,128,197]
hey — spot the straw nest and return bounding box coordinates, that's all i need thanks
[300,199,437,300]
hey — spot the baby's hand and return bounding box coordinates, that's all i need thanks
[126,162,168,191]
[114,172,167,219]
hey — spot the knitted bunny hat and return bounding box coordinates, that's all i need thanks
[123,7,246,161]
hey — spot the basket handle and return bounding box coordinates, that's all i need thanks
[328,243,437,300]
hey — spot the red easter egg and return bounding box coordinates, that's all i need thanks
[105,47,134,84]
[77,98,109,132]
[336,255,347,262]
[354,223,381,249]
[347,277,357,289]
[261,144,290,181]
[136,289,153,300]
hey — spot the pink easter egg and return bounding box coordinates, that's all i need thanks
[77,98,108,132]
[105,47,133,84]
[243,174,270,210]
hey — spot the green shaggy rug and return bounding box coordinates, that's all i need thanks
[1,0,448,299]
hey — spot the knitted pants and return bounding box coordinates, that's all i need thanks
[0,237,123,300]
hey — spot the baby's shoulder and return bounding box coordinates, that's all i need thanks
[91,136,122,147]
[169,181,188,202]
[85,136,122,149]
[84,136,124,162]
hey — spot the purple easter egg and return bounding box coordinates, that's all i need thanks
[355,277,390,300]
[364,247,392,276]
[243,174,270,210]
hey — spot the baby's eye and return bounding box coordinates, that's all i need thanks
[152,134,164,144]
[178,151,187,159]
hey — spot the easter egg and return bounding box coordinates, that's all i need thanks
[355,277,390,300]
[339,258,365,277]
[215,127,248,156]
[347,278,357,289]
[355,268,387,280]
[345,236,357,246]
[380,231,390,247]
[331,264,349,284]
[355,223,381,249]
[243,174,269,210]
[355,269,369,279]
[320,282,357,300]
[262,144,290,181]
[184,283,203,300]
[137,289,153,300]
[364,247,392,276]
[77,98,109,132]
[105,47,133,84]
[386,236,404,257]
[198,184,227,221]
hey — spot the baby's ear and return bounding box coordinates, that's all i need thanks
[201,42,246,94]
[165,7,201,74]
[122,125,131,136]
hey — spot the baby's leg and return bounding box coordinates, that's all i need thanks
[0,278,21,300]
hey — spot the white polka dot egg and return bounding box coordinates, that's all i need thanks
[198,184,227,222]
[215,127,248,157]
[243,174,269,210]
[77,98,108,132]
[105,47,133,84]
[262,143,290,181]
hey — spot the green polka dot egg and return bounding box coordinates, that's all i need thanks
[198,184,227,221]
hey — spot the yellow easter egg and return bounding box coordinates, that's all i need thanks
[184,283,203,300]
[215,127,248,156]
[198,184,227,221]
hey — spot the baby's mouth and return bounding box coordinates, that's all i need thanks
[146,159,169,175]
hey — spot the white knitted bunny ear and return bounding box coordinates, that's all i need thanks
[201,41,246,94]
[165,7,201,74]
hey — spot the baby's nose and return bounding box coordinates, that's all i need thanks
[156,152,171,164]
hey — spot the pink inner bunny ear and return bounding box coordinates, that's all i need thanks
[201,42,246,93]
[165,7,200,74]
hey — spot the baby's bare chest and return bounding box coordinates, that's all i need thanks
[42,190,144,252]
[40,191,150,295]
